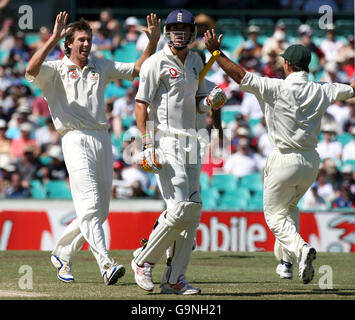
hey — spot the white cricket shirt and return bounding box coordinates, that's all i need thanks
[26,55,135,135]
[135,44,208,135]
[239,71,354,151]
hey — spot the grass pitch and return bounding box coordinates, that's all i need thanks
[0,250,354,300]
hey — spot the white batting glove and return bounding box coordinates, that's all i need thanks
[206,86,227,110]
[138,144,165,173]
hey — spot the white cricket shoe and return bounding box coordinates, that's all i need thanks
[160,275,201,295]
[299,245,317,284]
[51,255,74,283]
[276,263,293,279]
[102,263,126,285]
[131,259,154,292]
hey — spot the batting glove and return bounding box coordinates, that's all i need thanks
[206,86,227,110]
[138,143,165,173]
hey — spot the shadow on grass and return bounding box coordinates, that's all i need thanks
[198,255,256,260]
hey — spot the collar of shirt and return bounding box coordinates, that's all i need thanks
[285,71,309,82]
[62,55,95,70]
[163,43,191,67]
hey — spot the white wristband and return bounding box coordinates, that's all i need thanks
[198,97,211,113]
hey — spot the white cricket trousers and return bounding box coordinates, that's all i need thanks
[51,129,114,274]
[263,149,320,264]
[155,134,202,284]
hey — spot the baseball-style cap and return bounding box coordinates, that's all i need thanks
[280,44,311,70]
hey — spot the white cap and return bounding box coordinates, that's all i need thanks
[0,119,7,129]
[48,145,64,161]
[274,30,286,41]
[298,24,313,36]
[125,16,140,27]
[19,122,32,132]
[237,126,250,136]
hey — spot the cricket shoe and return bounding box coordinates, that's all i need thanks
[131,259,154,292]
[160,275,201,295]
[276,261,293,279]
[298,245,317,284]
[51,255,74,283]
[102,263,126,285]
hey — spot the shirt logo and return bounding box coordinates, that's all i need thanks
[169,67,178,78]
[89,70,99,80]
[69,68,79,79]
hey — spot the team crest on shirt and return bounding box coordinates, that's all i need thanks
[69,68,79,79]
[89,70,99,81]
[169,67,178,78]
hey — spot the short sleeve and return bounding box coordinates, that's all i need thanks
[25,61,57,90]
[325,83,354,103]
[135,59,160,106]
[239,71,278,103]
[105,59,135,83]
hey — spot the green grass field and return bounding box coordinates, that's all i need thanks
[0,250,355,300]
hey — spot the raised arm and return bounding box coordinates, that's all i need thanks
[26,11,69,77]
[203,29,246,84]
[132,13,161,78]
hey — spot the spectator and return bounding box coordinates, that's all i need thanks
[190,13,216,52]
[30,26,63,61]
[320,25,343,63]
[94,8,122,49]
[0,18,15,51]
[342,125,355,161]
[297,24,326,68]
[38,145,68,183]
[34,117,61,153]
[261,50,284,78]
[258,131,273,158]
[10,122,38,159]
[252,116,267,139]
[32,96,50,119]
[316,125,342,160]
[302,182,328,210]
[343,99,355,133]
[327,100,351,133]
[0,65,11,92]
[223,137,263,178]
[92,27,114,53]
[320,61,349,84]
[120,162,151,197]
[15,144,40,187]
[0,118,10,165]
[240,91,263,121]
[0,159,13,197]
[233,25,263,60]
[4,172,30,198]
[341,164,355,195]
[315,168,335,203]
[7,31,31,72]
[123,16,141,44]
[332,183,353,208]
[262,29,288,67]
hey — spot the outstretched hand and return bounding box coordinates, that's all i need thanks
[53,11,69,40]
[203,29,223,53]
[142,13,161,44]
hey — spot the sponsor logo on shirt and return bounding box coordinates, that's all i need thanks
[69,68,79,79]
[169,67,178,78]
[89,70,99,81]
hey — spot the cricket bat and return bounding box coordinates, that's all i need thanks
[198,50,221,86]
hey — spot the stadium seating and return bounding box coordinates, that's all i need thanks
[337,133,353,147]
[200,172,210,191]
[113,43,139,63]
[45,180,72,199]
[239,172,263,193]
[29,180,47,199]
[248,18,274,36]
[211,174,238,192]
[221,110,240,124]
[201,187,220,209]
[218,194,248,210]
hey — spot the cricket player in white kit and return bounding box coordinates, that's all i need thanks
[204,29,355,284]
[25,11,161,285]
[131,9,226,294]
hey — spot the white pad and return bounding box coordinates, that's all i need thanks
[162,222,199,284]
[134,201,201,266]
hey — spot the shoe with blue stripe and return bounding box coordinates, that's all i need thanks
[103,263,126,285]
[51,255,74,283]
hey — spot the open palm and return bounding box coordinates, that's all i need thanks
[142,13,161,44]
[53,11,69,40]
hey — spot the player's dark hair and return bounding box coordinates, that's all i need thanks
[64,18,92,57]
[289,63,309,73]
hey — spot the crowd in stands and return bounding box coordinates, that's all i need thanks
[0,6,353,210]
